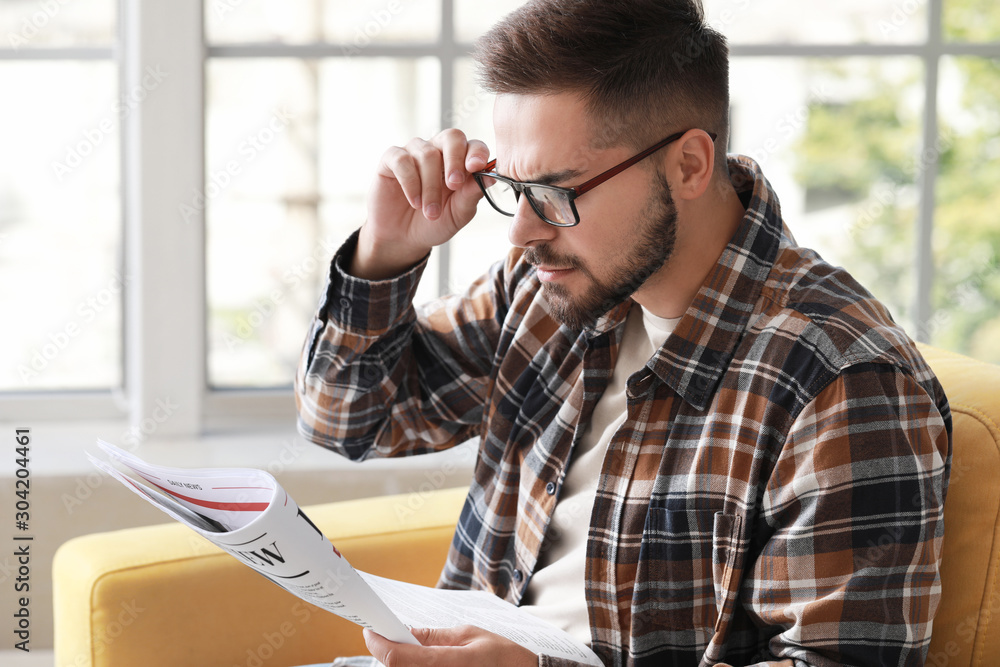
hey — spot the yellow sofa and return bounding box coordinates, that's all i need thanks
[53,345,1000,667]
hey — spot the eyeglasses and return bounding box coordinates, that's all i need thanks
[473,130,716,227]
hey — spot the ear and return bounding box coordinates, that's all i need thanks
[664,129,716,201]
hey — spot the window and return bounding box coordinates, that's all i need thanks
[708,0,1000,361]
[0,1,120,393]
[204,0,516,389]
[2,0,996,432]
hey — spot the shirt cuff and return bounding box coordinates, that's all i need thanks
[319,228,430,335]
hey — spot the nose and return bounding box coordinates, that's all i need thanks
[508,195,558,248]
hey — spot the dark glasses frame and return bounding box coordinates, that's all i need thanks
[473,130,717,227]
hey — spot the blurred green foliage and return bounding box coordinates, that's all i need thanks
[794,6,1000,363]
[945,0,1000,42]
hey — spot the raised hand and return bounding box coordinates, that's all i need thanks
[351,129,490,280]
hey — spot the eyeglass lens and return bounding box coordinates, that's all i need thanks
[479,175,576,226]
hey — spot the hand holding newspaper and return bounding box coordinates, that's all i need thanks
[89,440,602,666]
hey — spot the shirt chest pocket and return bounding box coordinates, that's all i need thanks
[630,508,745,656]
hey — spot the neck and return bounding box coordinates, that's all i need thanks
[632,178,746,319]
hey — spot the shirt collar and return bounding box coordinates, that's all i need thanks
[585,155,785,411]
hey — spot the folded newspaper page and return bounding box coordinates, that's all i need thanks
[89,440,602,666]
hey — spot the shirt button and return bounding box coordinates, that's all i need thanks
[339,297,351,310]
[513,568,523,583]
[545,482,556,496]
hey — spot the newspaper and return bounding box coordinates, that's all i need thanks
[89,440,602,666]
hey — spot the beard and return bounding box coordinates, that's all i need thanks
[524,171,677,330]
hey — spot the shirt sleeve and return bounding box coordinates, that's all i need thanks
[295,230,512,461]
[744,361,951,667]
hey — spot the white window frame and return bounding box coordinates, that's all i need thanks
[2,0,997,437]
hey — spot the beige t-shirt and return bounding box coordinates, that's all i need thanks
[519,304,679,644]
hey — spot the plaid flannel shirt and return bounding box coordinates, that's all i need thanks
[296,155,951,667]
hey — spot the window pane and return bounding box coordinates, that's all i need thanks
[322,0,440,44]
[703,0,926,44]
[458,0,931,45]
[0,0,115,49]
[0,62,121,390]
[206,0,441,45]
[206,0,318,43]
[207,57,440,388]
[730,57,924,333]
[944,0,1000,42]
[931,57,1000,362]
[318,57,442,308]
[454,0,523,43]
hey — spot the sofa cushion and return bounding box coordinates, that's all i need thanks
[919,344,1000,667]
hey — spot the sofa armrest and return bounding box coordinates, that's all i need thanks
[53,486,467,667]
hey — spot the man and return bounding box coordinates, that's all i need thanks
[295,1,952,665]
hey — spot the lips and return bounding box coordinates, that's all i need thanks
[536,266,575,282]
[525,246,580,283]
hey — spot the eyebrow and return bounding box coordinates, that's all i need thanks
[494,165,585,187]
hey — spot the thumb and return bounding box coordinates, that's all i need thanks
[410,626,470,647]
[446,177,486,227]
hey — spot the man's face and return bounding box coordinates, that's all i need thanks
[492,92,678,329]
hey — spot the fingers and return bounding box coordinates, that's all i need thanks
[365,626,537,667]
[362,628,396,665]
[433,130,490,191]
[379,130,490,222]
[406,137,446,220]
[363,628,446,667]
[436,129,472,192]
[462,138,491,181]
[409,625,477,647]
[378,145,423,211]
[362,626,479,667]
[431,133,491,227]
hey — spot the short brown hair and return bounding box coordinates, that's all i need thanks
[474,0,730,174]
